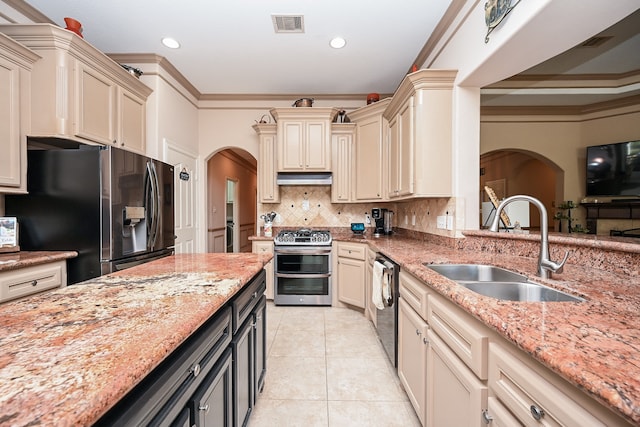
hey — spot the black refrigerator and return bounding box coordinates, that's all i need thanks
[6,144,175,284]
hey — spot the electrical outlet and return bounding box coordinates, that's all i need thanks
[446,215,454,230]
[404,214,408,225]
[365,214,371,224]
[302,200,310,211]
[412,213,416,226]
[436,216,446,229]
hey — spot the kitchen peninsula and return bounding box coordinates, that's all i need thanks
[0,253,271,426]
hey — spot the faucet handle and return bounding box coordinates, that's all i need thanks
[544,250,571,274]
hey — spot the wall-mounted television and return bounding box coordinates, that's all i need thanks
[586,140,640,197]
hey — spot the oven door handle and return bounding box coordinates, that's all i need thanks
[274,248,332,255]
[275,273,332,279]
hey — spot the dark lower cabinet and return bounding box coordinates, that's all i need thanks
[94,270,266,427]
[191,348,233,427]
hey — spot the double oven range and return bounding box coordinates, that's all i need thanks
[273,229,332,306]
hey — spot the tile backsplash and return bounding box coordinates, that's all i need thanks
[258,186,456,237]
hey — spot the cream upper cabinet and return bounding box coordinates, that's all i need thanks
[383,69,457,199]
[252,123,279,203]
[0,24,152,154]
[0,33,39,194]
[349,99,390,202]
[331,124,356,202]
[271,107,337,172]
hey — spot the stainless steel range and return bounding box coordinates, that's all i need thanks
[273,229,332,306]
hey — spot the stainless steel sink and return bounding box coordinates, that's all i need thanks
[425,264,583,302]
[426,264,528,282]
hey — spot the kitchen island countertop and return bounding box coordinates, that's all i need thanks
[0,253,271,427]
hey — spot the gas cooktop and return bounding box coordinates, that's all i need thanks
[274,229,332,246]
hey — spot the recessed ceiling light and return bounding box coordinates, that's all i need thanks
[161,37,180,49]
[330,37,346,49]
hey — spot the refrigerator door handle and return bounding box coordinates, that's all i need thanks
[148,161,160,249]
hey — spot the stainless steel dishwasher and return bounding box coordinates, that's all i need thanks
[374,255,400,368]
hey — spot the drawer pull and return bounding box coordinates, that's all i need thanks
[530,404,545,420]
[415,329,421,336]
[199,404,209,412]
[482,409,493,424]
[423,337,428,345]
[31,280,38,286]
[190,363,201,378]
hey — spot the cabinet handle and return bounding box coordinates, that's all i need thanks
[31,280,38,287]
[530,405,545,421]
[199,404,209,412]
[190,363,201,378]
[415,329,421,336]
[423,337,428,345]
[112,140,117,145]
[481,409,493,424]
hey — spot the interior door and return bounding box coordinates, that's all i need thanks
[165,141,198,253]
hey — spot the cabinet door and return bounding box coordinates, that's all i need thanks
[118,88,146,153]
[397,97,414,197]
[305,120,330,170]
[337,257,365,308]
[365,251,377,326]
[398,298,428,425]
[233,318,254,427]
[427,330,487,427]
[253,296,267,400]
[256,126,279,202]
[354,116,384,200]
[279,120,304,170]
[192,348,233,427]
[0,55,22,189]
[387,115,400,198]
[331,130,353,202]
[75,61,116,145]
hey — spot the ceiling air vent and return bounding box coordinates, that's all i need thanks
[272,15,304,33]
[580,36,612,48]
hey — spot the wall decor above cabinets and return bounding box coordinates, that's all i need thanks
[0,24,152,155]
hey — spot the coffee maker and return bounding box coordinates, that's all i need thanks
[372,208,394,236]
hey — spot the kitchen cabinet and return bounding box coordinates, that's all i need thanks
[252,124,279,203]
[270,107,338,172]
[95,270,266,426]
[331,123,356,202]
[0,24,151,154]
[0,33,39,194]
[398,297,428,425]
[0,261,67,304]
[349,99,390,201]
[383,69,457,199]
[336,242,366,308]
[252,240,274,300]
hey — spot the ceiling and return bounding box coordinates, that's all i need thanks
[14,1,640,108]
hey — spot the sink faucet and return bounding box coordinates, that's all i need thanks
[489,195,570,279]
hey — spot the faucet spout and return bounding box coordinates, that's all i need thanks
[489,195,569,279]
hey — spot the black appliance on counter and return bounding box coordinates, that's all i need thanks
[273,229,332,306]
[6,143,175,284]
[372,208,394,237]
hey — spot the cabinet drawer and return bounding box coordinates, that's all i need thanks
[428,293,488,380]
[0,262,65,303]
[399,270,429,320]
[489,342,614,427]
[337,242,366,260]
[252,241,273,254]
[231,270,266,333]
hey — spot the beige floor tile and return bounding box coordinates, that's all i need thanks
[327,400,421,427]
[326,356,407,401]
[250,399,328,427]
[270,329,326,357]
[325,330,384,357]
[261,356,327,401]
[278,308,327,332]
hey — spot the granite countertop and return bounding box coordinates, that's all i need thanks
[0,250,78,272]
[330,231,640,425]
[0,253,271,427]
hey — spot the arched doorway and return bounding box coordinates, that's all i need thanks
[206,148,257,253]
[480,150,564,231]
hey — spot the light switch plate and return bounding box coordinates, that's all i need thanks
[446,215,454,230]
[436,216,446,229]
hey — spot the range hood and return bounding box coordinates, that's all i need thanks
[276,172,332,186]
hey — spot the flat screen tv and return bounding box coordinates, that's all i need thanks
[586,140,640,197]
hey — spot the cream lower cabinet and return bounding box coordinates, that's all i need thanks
[0,33,39,193]
[398,297,429,425]
[0,24,151,154]
[365,247,377,326]
[331,124,356,202]
[252,241,274,300]
[336,242,366,308]
[252,123,279,203]
[0,261,67,303]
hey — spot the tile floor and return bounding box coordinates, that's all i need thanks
[250,303,421,427]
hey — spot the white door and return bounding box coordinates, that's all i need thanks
[165,141,198,254]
